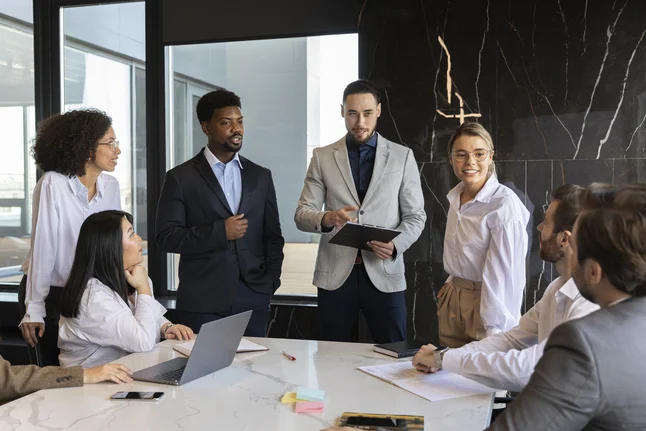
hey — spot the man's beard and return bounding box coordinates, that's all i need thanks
[573,272,597,304]
[539,234,564,263]
[224,134,243,152]
[350,127,375,144]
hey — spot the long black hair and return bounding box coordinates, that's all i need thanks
[59,210,135,318]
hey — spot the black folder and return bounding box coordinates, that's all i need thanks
[328,222,401,251]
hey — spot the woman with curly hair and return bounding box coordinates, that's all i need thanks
[19,108,122,366]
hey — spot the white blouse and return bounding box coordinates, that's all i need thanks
[21,171,121,325]
[58,278,170,368]
[443,175,530,336]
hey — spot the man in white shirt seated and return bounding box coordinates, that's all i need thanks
[412,184,599,392]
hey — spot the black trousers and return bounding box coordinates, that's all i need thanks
[177,280,271,337]
[18,275,62,366]
[317,263,407,344]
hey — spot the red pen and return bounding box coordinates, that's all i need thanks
[282,351,296,361]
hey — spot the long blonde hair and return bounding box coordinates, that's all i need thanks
[447,122,496,176]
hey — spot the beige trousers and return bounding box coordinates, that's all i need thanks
[437,277,486,348]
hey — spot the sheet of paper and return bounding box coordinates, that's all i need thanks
[281,392,298,404]
[295,386,325,402]
[295,401,324,413]
[173,338,268,357]
[359,362,497,402]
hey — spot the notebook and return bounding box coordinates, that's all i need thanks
[373,340,425,359]
[174,338,268,357]
[359,362,498,402]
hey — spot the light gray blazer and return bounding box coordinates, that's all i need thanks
[487,296,646,431]
[294,134,426,293]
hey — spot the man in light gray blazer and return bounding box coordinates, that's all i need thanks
[488,184,646,431]
[294,80,426,343]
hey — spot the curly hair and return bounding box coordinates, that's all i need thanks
[32,109,113,177]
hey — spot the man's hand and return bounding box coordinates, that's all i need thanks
[225,214,248,240]
[412,344,442,373]
[367,240,395,260]
[83,364,133,384]
[21,322,45,347]
[322,206,358,230]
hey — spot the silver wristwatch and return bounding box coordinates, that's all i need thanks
[433,346,450,369]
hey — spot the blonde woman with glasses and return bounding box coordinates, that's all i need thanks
[436,122,529,350]
[19,109,122,366]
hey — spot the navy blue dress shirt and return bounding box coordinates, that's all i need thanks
[346,133,377,202]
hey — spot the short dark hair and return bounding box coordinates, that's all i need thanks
[60,210,134,318]
[196,89,242,123]
[576,206,646,297]
[342,79,380,104]
[550,184,585,233]
[32,109,112,177]
[582,182,617,209]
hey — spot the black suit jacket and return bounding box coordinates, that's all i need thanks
[155,150,285,313]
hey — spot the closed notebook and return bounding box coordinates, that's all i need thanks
[373,340,425,359]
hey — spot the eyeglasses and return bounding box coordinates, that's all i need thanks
[98,140,120,151]
[451,149,491,162]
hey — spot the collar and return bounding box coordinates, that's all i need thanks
[346,132,378,150]
[446,174,499,203]
[204,146,243,169]
[68,175,104,199]
[608,296,631,307]
[557,277,581,301]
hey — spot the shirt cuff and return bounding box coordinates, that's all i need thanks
[319,212,334,233]
[20,307,46,326]
[441,349,462,373]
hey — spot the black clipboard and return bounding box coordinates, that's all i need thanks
[328,222,401,251]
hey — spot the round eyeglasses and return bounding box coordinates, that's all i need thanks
[451,149,491,162]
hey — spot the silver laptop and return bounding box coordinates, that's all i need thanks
[132,310,252,386]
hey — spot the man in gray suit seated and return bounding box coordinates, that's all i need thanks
[294,80,426,343]
[485,183,646,431]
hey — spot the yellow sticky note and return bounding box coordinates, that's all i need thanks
[281,392,298,404]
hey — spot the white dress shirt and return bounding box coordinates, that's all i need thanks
[203,146,243,214]
[442,276,599,392]
[58,278,170,368]
[21,172,121,325]
[443,175,530,336]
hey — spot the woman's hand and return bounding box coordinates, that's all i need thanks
[124,265,151,295]
[83,364,133,384]
[163,323,194,341]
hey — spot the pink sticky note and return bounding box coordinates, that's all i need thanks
[295,401,325,413]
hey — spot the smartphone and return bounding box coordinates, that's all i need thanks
[110,391,164,401]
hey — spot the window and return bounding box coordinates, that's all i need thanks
[0,15,36,286]
[165,34,358,295]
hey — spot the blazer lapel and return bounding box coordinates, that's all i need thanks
[194,151,233,215]
[237,156,256,215]
[333,138,360,205]
[363,135,391,204]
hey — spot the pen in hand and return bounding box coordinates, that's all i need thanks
[282,351,296,361]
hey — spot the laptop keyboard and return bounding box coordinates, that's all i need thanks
[152,366,186,382]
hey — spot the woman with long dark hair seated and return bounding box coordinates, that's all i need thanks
[58,210,194,368]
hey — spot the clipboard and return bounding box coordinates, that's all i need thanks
[328,222,401,251]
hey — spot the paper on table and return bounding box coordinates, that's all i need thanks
[295,386,325,402]
[358,362,498,402]
[173,338,269,357]
[281,392,298,404]
[295,401,324,413]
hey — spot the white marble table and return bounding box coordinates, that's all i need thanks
[0,338,493,430]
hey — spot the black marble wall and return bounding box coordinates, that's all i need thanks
[359,0,646,345]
